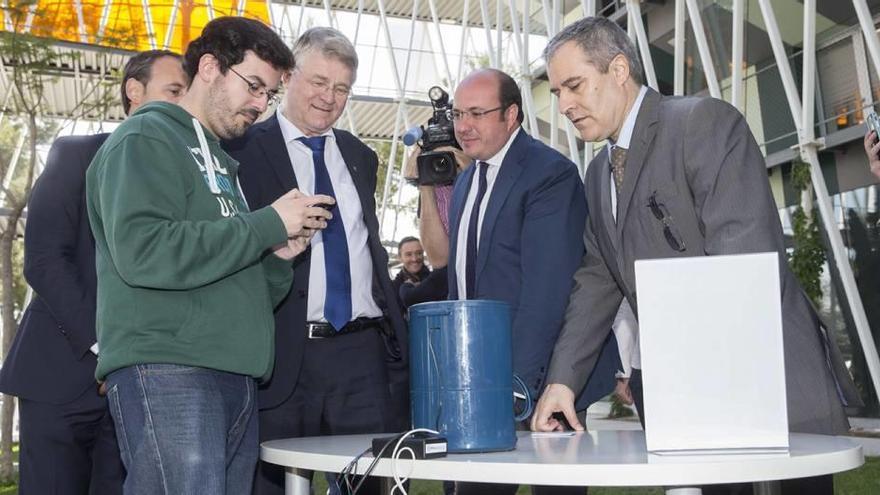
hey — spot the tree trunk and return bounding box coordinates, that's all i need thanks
[0,113,38,483]
[0,225,19,483]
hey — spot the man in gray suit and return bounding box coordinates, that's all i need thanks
[531,17,860,494]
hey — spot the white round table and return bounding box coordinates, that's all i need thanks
[261,430,863,495]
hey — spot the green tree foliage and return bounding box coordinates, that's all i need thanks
[787,160,825,305]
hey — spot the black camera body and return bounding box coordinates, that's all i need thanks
[415,87,460,186]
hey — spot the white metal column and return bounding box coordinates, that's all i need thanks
[428,0,454,85]
[456,0,471,86]
[685,0,720,98]
[376,0,408,226]
[73,0,88,43]
[579,0,597,175]
[479,0,498,68]
[674,0,685,95]
[626,0,658,90]
[522,0,539,137]
[162,0,180,50]
[390,0,421,239]
[854,0,880,84]
[731,0,744,110]
[141,0,157,50]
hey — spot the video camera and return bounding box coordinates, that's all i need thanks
[404,86,460,186]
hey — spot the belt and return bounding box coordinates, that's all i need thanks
[307,317,385,339]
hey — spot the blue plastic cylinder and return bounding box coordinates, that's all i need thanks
[409,300,516,452]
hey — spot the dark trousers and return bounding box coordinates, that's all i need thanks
[18,385,124,495]
[254,330,400,495]
[629,369,832,495]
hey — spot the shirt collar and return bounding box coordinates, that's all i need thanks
[481,126,522,168]
[607,85,648,152]
[277,108,334,144]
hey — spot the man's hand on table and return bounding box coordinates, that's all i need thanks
[530,383,583,432]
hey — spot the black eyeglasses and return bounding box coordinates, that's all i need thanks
[647,192,686,252]
[228,67,280,105]
[448,106,504,121]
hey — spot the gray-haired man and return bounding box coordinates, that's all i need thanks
[224,27,409,495]
[531,16,860,495]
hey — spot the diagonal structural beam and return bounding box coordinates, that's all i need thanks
[428,0,453,85]
[479,0,498,68]
[626,0,658,90]
[456,0,471,87]
[141,0,158,50]
[163,0,180,50]
[674,0,685,95]
[685,0,721,98]
[854,0,880,84]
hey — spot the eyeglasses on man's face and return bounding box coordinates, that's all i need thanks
[647,192,686,252]
[228,67,280,105]
[448,106,504,121]
[293,68,352,99]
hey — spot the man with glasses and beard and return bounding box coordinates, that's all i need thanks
[0,48,187,495]
[86,17,333,493]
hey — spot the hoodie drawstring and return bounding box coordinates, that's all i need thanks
[192,117,221,195]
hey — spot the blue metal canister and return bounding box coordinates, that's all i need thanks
[409,300,528,453]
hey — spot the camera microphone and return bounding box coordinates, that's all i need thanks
[403,126,423,146]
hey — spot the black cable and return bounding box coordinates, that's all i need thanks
[338,447,371,494]
[347,432,408,495]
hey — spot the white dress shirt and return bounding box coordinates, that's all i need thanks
[606,86,647,376]
[455,128,521,300]
[277,109,382,322]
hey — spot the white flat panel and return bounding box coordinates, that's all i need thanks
[635,252,789,454]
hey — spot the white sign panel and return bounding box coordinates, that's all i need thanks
[635,252,789,454]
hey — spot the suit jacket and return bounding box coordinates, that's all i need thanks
[548,89,862,434]
[448,129,619,406]
[223,115,408,410]
[0,134,109,404]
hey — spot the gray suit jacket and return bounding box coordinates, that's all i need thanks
[547,88,861,435]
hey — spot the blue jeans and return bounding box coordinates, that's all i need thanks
[105,364,258,495]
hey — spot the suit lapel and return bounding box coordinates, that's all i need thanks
[475,129,527,282]
[257,115,299,191]
[616,89,660,232]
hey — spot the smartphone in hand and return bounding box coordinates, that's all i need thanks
[868,112,880,143]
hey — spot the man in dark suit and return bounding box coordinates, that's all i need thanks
[531,17,861,495]
[223,27,408,495]
[0,49,186,495]
[440,68,618,495]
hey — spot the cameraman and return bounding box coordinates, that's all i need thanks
[401,145,469,308]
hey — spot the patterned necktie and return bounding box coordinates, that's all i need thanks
[298,136,352,331]
[465,161,490,299]
[611,146,628,194]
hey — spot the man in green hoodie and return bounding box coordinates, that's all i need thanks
[86,17,333,494]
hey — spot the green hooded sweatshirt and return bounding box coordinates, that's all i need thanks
[86,101,293,381]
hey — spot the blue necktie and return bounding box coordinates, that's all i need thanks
[465,161,489,299]
[298,136,352,331]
